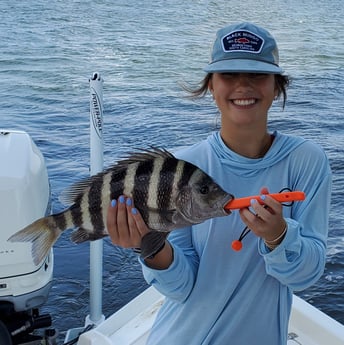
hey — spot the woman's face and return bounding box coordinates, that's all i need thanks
[209,73,278,130]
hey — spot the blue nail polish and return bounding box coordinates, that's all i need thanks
[111,199,116,208]
[260,195,266,201]
[250,198,257,205]
[126,198,132,206]
[132,208,137,215]
[119,195,125,203]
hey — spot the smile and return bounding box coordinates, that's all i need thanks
[231,99,256,106]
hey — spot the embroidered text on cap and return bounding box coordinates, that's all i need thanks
[222,30,264,54]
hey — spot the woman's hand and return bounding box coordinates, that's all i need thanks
[106,195,150,249]
[239,187,287,245]
[106,196,174,269]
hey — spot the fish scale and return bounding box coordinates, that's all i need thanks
[171,160,186,203]
[146,158,165,229]
[133,159,155,226]
[109,168,126,200]
[101,172,113,230]
[156,157,178,211]
[89,176,105,235]
[71,194,84,228]
[53,210,67,230]
[123,162,139,197]
[8,148,233,264]
[148,157,165,210]
[146,157,178,230]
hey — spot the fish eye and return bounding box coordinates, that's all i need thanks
[199,185,209,195]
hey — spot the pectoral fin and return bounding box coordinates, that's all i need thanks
[140,231,169,259]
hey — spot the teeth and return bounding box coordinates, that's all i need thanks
[232,99,256,106]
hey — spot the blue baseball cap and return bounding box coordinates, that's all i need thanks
[204,22,283,74]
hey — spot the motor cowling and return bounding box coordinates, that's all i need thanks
[0,130,54,344]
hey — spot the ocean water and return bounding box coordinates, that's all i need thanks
[0,0,343,342]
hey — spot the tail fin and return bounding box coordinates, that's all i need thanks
[8,216,61,266]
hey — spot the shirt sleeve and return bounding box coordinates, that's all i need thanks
[258,142,332,291]
[139,227,200,303]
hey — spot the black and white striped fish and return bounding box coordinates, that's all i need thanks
[8,148,233,265]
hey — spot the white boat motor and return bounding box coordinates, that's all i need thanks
[0,130,56,344]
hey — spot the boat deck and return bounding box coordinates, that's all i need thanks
[75,287,344,345]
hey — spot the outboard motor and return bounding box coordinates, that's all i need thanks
[0,131,56,344]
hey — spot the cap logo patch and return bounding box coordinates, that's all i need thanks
[222,30,264,54]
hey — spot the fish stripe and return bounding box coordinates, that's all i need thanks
[110,168,127,200]
[53,211,67,230]
[88,175,105,234]
[148,157,165,209]
[101,172,113,230]
[133,160,155,225]
[157,157,178,211]
[171,160,186,202]
[147,159,185,230]
[178,161,197,189]
[81,188,93,231]
[70,194,83,228]
[123,162,139,197]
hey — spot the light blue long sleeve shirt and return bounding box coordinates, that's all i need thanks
[140,131,332,345]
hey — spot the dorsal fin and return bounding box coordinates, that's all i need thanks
[116,146,175,166]
[59,147,175,205]
[58,174,102,205]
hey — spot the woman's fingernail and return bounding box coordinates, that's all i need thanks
[260,195,266,201]
[250,198,257,205]
[126,198,132,206]
[131,208,137,215]
[111,199,116,208]
[119,195,125,204]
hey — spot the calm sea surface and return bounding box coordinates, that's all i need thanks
[1,0,343,342]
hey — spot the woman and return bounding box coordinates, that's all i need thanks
[107,22,331,345]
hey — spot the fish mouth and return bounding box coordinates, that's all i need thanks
[222,193,234,215]
[178,193,235,224]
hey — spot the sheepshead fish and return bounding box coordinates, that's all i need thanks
[8,148,233,265]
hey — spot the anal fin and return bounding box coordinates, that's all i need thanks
[70,227,107,243]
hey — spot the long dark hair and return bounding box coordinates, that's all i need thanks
[183,73,290,109]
